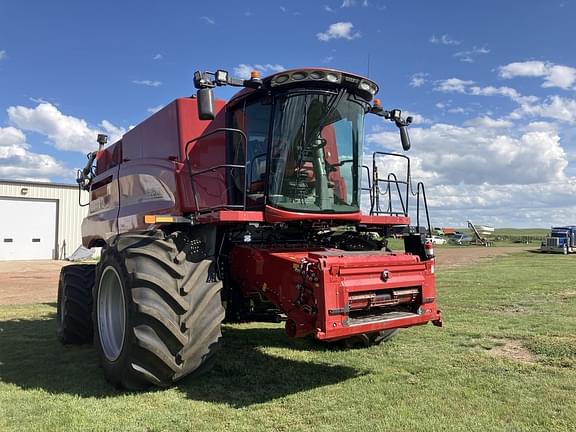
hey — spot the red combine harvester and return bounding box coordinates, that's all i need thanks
[57,67,442,389]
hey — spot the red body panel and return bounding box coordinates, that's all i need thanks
[359,214,411,226]
[230,245,441,340]
[264,205,362,223]
[83,98,230,246]
[176,98,228,212]
[196,210,265,224]
[192,210,412,226]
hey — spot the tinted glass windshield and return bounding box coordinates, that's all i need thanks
[268,90,365,213]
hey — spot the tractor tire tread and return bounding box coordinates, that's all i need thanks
[57,264,96,345]
[95,232,224,389]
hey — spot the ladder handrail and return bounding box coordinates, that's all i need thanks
[361,164,374,213]
[184,127,249,214]
[371,151,410,216]
[415,182,432,236]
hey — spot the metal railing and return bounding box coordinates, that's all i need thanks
[370,152,410,217]
[367,151,431,235]
[414,181,431,236]
[361,165,373,212]
[184,128,249,214]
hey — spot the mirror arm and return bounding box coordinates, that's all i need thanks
[369,106,413,151]
[193,69,263,121]
[77,134,107,190]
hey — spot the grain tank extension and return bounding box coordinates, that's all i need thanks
[56,67,442,389]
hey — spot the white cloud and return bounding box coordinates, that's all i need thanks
[447,107,466,114]
[324,5,334,12]
[100,120,125,139]
[454,46,490,63]
[511,95,576,123]
[464,116,513,129]
[244,10,254,17]
[429,34,461,45]
[421,181,576,228]
[200,16,215,25]
[434,78,474,93]
[280,6,287,12]
[367,122,567,186]
[153,53,162,60]
[323,55,334,64]
[147,105,164,114]
[404,111,431,125]
[499,61,576,90]
[409,72,428,88]
[317,22,360,41]
[0,126,68,181]
[7,103,125,154]
[0,50,6,61]
[434,78,538,104]
[524,121,558,133]
[338,0,368,6]
[499,61,548,78]
[29,97,57,105]
[435,75,576,125]
[369,65,576,227]
[468,85,538,104]
[132,79,162,87]
[544,65,576,89]
[233,63,285,79]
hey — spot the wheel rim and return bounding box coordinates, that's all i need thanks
[98,266,126,361]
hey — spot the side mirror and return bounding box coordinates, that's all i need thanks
[399,126,411,151]
[196,88,215,120]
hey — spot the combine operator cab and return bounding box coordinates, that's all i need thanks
[61,67,442,390]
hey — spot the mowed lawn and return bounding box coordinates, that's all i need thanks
[1,251,575,431]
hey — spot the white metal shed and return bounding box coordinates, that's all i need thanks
[0,179,89,260]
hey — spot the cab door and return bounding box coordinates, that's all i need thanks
[227,98,272,209]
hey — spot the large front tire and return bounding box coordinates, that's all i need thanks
[94,232,224,390]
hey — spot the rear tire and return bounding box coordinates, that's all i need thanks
[56,264,96,344]
[94,231,224,390]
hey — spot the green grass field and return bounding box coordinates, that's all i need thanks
[1,251,575,431]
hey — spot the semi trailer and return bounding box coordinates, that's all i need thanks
[57,67,442,390]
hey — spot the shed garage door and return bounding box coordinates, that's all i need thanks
[0,198,57,260]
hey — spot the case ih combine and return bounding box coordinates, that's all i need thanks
[57,67,442,389]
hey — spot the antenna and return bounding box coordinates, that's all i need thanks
[367,53,371,78]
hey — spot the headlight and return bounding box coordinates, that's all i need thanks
[270,70,343,87]
[326,72,340,83]
[359,79,377,95]
[292,71,307,80]
[274,74,290,84]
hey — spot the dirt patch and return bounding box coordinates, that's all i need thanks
[488,339,539,363]
[0,260,72,305]
[493,305,528,314]
[434,246,526,269]
[559,291,576,303]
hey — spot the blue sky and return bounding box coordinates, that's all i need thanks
[1,0,575,227]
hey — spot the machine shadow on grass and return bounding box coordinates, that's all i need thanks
[0,305,362,406]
